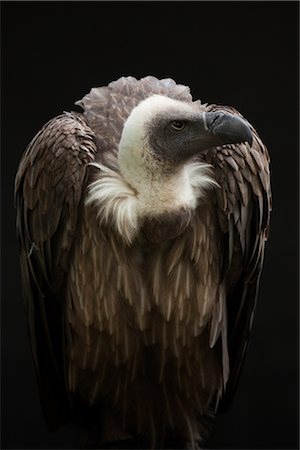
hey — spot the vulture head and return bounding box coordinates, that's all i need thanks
[119,95,252,167]
[117,94,253,226]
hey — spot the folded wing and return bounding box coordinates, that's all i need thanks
[14,112,97,428]
[205,104,272,412]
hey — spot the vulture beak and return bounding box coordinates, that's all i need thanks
[191,111,253,151]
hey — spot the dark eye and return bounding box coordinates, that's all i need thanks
[170,120,186,131]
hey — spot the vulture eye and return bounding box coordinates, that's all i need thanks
[170,120,186,131]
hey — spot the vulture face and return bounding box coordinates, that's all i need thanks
[118,95,252,216]
[148,109,253,164]
[119,95,252,167]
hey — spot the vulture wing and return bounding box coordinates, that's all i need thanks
[205,105,272,412]
[14,112,97,429]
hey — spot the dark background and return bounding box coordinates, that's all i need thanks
[1,2,299,449]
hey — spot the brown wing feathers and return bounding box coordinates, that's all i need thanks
[205,105,271,412]
[15,112,97,428]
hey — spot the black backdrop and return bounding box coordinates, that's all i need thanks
[1,2,299,449]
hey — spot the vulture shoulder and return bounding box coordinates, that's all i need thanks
[205,104,272,412]
[14,112,97,428]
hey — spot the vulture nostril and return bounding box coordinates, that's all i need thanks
[210,114,220,128]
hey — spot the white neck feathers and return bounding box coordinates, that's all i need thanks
[86,160,218,244]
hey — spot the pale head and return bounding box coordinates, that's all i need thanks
[118,95,206,187]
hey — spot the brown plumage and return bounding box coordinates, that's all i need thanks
[15,76,271,449]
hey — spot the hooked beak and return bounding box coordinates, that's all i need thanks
[191,111,253,150]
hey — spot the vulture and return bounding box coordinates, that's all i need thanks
[15,76,272,449]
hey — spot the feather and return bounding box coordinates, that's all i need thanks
[163,382,174,428]
[166,238,186,275]
[15,112,97,428]
[237,178,250,206]
[174,261,183,298]
[226,156,239,172]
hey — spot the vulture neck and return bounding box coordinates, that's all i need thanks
[137,167,197,216]
[119,155,197,217]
